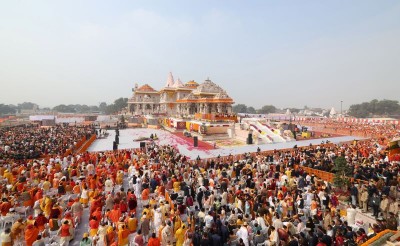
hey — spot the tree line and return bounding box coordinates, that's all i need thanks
[0,98,128,116]
[233,104,278,114]
[348,99,400,118]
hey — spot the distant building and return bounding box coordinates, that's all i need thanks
[127,72,234,116]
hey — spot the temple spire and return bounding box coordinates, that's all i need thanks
[173,78,184,88]
[165,72,174,87]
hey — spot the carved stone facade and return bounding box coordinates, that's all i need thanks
[127,72,234,116]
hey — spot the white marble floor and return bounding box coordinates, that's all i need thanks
[88,128,364,159]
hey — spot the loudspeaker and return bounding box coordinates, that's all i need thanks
[247,133,253,145]
[193,136,198,147]
[140,142,146,149]
[115,135,119,144]
[113,141,118,150]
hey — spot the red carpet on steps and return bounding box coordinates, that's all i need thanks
[171,132,215,150]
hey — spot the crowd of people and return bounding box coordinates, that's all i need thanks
[0,121,398,246]
[293,118,400,144]
[0,124,95,160]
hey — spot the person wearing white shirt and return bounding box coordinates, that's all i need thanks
[347,205,357,226]
[273,216,283,230]
[256,214,268,234]
[266,226,279,246]
[153,207,162,233]
[296,219,306,234]
[86,163,94,175]
[280,174,288,184]
[236,223,249,246]
[104,178,114,193]
[197,208,206,224]
[204,211,214,229]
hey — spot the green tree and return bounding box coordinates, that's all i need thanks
[90,105,99,112]
[232,104,248,113]
[99,102,107,113]
[286,108,301,113]
[332,156,352,189]
[114,98,128,110]
[17,102,38,110]
[257,105,276,114]
[53,104,76,113]
[348,99,400,118]
[0,104,16,115]
[247,106,256,114]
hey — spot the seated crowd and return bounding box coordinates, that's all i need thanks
[0,124,95,160]
[294,118,400,144]
[0,122,398,246]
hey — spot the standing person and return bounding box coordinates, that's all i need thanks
[360,188,369,212]
[161,221,173,246]
[350,184,358,207]
[323,209,332,230]
[371,193,381,218]
[25,224,39,246]
[10,218,25,243]
[388,197,398,217]
[141,213,151,243]
[236,222,249,246]
[266,226,279,246]
[117,225,130,246]
[133,229,144,246]
[71,199,84,224]
[380,195,389,219]
[80,186,89,208]
[175,224,187,246]
[58,220,73,246]
[148,232,161,246]
[0,227,12,246]
[80,233,92,246]
[346,205,357,226]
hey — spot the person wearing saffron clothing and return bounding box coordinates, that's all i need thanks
[58,220,73,246]
[35,212,48,232]
[108,205,121,225]
[126,213,138,233]
[175,224,187,246]
[92,207,102,223]
[0,198,12,216]
[80,186,89,208]
[24,224,39,246]
[148,232,161,246]
[106,224,117,246]
[118,225,130,246]
[11,218,25,242]
[141,186,150,206]
[89,216,100,237]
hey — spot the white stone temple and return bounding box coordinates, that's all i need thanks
[127,72,234,116]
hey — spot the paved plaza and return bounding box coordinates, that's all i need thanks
[88,128,364,159]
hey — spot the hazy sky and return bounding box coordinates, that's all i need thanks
[1,1,399,110]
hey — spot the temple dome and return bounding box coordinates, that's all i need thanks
[136,84,157,92]
[192,78,225,94]
[185,80,199,88]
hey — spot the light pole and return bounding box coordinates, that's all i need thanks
[340,101,343,115]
